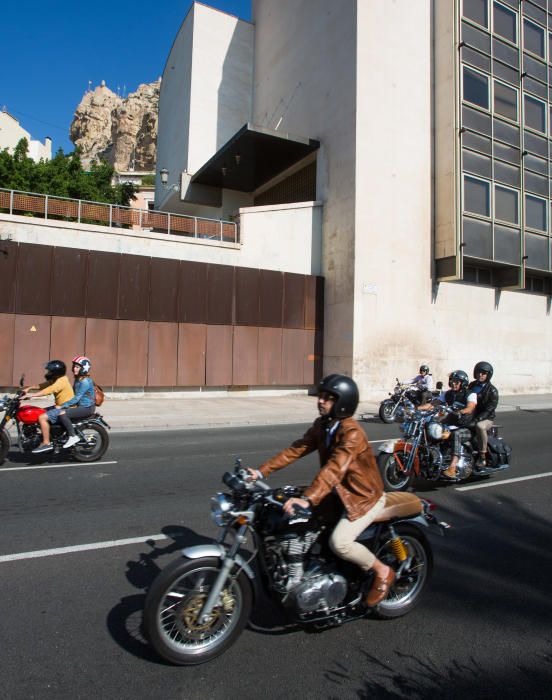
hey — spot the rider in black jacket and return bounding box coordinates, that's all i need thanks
[468,361,499,468]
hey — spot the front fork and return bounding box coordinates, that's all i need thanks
[197,524,249,624]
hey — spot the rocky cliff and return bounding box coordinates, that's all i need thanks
[70,80,160,171]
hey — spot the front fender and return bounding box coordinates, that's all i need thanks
[181,543,255,580]
[378,439,398,454]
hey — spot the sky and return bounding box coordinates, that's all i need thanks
[2,1,251,154]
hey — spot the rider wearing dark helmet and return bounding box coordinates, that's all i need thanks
[248,374,395,608]
[441,370,477,479]
[21,360,74,454]
[468,361,499,468]
[409,363,434,404]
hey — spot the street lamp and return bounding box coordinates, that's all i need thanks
[158,168,179,192]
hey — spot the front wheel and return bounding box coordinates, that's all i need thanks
[372,524,433,619]
[377,451,412,492]
[144,556,253,666]
[0,429,10,466]
[379,400,397,424]
[72,423,109,462]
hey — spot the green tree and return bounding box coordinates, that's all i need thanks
[0,140,137,206]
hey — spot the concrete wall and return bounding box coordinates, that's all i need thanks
[252,0,357,374]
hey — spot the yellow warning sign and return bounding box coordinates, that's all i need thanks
[30,325,37,332]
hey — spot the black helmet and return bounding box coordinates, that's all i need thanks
[311,374,359,419]
[473,361,493,381]
[449,370,469,390]
[44,360,66,381]
[419,364,430,373]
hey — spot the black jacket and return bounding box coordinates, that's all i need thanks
[468,381,499,421]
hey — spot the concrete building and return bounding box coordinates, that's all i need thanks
[154,0,552,398]
[0,110,52,162]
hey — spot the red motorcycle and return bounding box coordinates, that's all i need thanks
[0,381,110,465]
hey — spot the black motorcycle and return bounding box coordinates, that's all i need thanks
[143,461,447,665]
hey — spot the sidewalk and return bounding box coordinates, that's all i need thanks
[92,391,552,432]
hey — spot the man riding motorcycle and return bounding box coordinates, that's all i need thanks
[248,374,395,608]
[440,370,477,479]
[468,361,499,468]
[408,364,434,404]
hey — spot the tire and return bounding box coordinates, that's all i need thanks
[377,451,412,492]
[372,524,433,619]
[379,400,397,424]
[0,429,10,466]
[144,556,253,666]
[72,423,109,463]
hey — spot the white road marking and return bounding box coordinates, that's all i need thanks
[456,471,552,491]
[0,461,117,473]
[0,534,168,563]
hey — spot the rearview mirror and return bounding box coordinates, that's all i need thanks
[19,374,25,388]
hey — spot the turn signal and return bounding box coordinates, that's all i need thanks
[236,515,249,525]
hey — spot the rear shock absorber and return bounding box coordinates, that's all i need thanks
[388,525,408,562]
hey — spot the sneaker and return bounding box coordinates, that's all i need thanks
[62,435,81,449]
[32,443,53,454]
[475,456,487,469]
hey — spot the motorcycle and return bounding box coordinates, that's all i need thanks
[377,405,511,491]
[143,460,448,666]
[0,381,110,465]
[379,380,422,424]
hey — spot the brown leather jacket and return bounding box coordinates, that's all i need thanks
[259,416,384,521]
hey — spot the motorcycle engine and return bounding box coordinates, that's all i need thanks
[20,425,41,450]
[283,562,348,614]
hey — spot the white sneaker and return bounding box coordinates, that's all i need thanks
[63,435,81,449]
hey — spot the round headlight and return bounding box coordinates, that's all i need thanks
[427,422,444,440]
[210,493,234,527]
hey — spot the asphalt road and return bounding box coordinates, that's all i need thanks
[0,411,551,699]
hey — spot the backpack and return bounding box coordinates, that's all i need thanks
[486,435,512,468]
[93,383,105,407]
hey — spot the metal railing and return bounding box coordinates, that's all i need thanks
[0,188,239,244]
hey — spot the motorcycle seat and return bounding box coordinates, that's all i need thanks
[373,492,422,522]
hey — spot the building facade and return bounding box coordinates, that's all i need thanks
[0,110,52,162]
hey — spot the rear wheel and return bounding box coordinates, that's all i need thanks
[72,423,109,462]
[379,400,397,424]
[0,429,9,466]
[377,451,412,492]
[372,524,433,619]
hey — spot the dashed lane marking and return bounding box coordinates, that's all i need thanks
[0,461,118,473]
[0,534,168,563]
[456,471,552,491]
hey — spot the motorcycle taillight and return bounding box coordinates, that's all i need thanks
[421,498,437,511]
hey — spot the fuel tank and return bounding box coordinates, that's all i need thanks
[16,405,46,424]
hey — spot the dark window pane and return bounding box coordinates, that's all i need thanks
[524,152,548,173]
[464,175,491,215]
[495,184,519,222]
[525,232,549,269]
[464,265,478,282]
[525,193,547,230]
[494,1,517,42]
[493,140,520,162]
[493,59,519,83]
[463,106,493,134]
[524,94,546,132]
[524,18,545,56]
[464,0,489,26]
[525,170,549,195]
[550,34,552,63]
[523,53,547,81]
[478,268,493,284]
[494,80,518,120]
[523,76,548,98]
[499,0,519,7]
[463,67,490,108]
[462,47,491,71]
[494,225,521,263]
[494,160,521,185]
[493,117,520,144]
[523,129,547,154]
[493,37,519,65]
[463,217,493,258]
[463,149,493,176]
[463,130,492,153]
[463,21,492,52]
[523,2,546,25]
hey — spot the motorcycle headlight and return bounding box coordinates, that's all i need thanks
[210,493,234,527]
[393,386,401,396]
[427,422,444,441]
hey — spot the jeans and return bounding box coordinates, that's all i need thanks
[59,406,95,437]
[329,494,386,571]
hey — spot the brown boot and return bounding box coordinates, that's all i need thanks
[365,568,396,607]
[442,465,457,478]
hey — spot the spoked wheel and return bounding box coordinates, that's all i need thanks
[372,524,433,619]
[144,557,252,666]
[379,400,397,424]
[0,429,10,466]
[72,424,109,462]
[377,452,412,492]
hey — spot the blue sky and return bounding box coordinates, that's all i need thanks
[2,1,251,154]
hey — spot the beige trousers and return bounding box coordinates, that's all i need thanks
[329,494,386,571]
[476,419,493,454]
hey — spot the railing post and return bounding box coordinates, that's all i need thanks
[220,220,223,241]
[109,204,113,227]
[139,208,142,229]
[167,213,171,235]
[194,217,198,238]
[9,189,13,215]
[78,199,81,224]
[44,194,49,220]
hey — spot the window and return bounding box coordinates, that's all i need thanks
[464,175,491,216]
[525,233,549,270]
[463,66,490,109]
[463,0,489,27]
[525,193,547,231]
[524,19,545,58]
[524,94,546,133]
[493,2,517,43]
[495,184,519,223]
[494,80,518,120]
